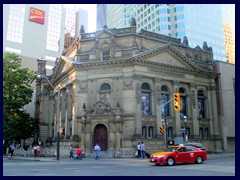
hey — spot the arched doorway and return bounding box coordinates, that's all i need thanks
[93,124,108,151]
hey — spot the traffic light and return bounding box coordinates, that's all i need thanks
[173,93,181,111]
[159,126,164,135]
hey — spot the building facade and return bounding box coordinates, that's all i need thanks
[99,4,228,62]
[214,61,235,152]
[36,22,224,157]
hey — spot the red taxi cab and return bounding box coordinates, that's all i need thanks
[150,145,207,166]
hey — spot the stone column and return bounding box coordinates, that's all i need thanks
[66,84,73,138]
[207,85,220,138]
[115,106,123,151]
[134,75,142,137]
[71,83,78,138]
[190,83,199,139]
[154,78,162,138]
[48,91,55,138]
[54,88,61,138]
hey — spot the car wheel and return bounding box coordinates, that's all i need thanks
[196,156,203,164]
[167,157,174,166]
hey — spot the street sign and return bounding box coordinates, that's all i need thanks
[180,128,186,133]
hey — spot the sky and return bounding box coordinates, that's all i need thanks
[63,4,97,32]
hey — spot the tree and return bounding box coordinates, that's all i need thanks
[3,53,36,142]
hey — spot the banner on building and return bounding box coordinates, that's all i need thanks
[29,7,45,24]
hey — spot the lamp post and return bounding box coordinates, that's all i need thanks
[36,74,60,160]
[164,105,168,149]
[183,116,188,143]
[56,131,60,160]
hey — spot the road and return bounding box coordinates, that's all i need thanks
[3,153,235,176]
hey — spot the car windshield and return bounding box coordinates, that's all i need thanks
[165,147,178,152]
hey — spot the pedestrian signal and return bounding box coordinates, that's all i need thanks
[159,126,164,135]
[173,93,181,111]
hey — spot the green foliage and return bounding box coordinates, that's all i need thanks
[3,53,37,141]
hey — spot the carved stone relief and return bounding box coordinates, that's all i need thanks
[123,77,133,87]
[79,80,88,90]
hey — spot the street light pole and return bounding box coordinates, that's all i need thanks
[164,105,168,150]
[57,131,60,160]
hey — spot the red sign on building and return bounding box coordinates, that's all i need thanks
[29,7,45,24]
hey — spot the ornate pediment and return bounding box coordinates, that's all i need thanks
[95,29,114,39]
[61,63,71,74]
[91,100,111,115]
[51,56,76,83]
[131,44,200,71]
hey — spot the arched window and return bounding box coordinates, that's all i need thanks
[179,87,187,118]
[197,90,205,119]
[100,83,111,91]
[141,83,151,115]
[161,85,170,116]
[99,83,111,104]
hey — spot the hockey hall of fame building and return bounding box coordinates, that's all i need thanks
[36,21,222,157]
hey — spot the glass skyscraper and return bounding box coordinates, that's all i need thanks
[102,4,228,62]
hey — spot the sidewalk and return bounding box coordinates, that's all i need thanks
[3,155,57,162]
[3,152,235,162]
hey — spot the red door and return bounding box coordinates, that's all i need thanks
[93,124,108,151]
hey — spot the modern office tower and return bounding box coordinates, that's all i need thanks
[104,4,227,62]
[3,4,89,117]
[221,4,235,64]
[3,4,89,71]
[65,7,77,37]
[96,4,107,30]
[76,8,89,34]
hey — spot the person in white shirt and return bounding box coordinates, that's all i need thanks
[137,142,141,158]
[94,143,101,160]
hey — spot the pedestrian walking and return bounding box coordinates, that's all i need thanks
[141,142,145,159]
[37,144,41,157]
[137,142,141,158]
[10,144,15,158]
[69,144,74,158]
[94,143,101,160]
[33,145,37,158]
[23,143,29,157]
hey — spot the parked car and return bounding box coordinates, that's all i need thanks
[184,142,206,151]
[150,145,207,166]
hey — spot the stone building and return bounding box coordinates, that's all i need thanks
[36,22,222,157]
